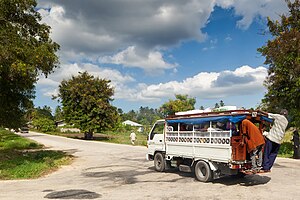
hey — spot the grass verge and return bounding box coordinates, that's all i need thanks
[58,130,148,146]
[0,128,73,180]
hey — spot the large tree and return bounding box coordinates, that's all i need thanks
[258,0,300,128]
[0,0,59,128]
[160,94,196,116]
[136,106,162,125]
[57,71,119,139]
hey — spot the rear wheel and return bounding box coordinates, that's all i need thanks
[154,153,165,172]
[194,161,212,182]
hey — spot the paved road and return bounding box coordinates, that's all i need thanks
[1,131,300,200]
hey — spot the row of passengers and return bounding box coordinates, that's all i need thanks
[178,121,236,132]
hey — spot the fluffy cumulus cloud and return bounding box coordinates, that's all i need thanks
[37,63,267,104]
[37,63,135,97]
[125,65,268,102]
[99,46,177,72]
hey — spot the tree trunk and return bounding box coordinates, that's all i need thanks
[292,130,300,159]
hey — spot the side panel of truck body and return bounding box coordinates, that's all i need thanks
[165,130,232,163]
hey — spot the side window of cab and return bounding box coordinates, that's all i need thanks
[149,121,165,140]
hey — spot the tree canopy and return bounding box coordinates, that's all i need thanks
[121,106,163,125]
[160,94,196,116]
[54,106,64,121]
[57,71,119,138]
[0,0,59,128]
[258,0,300,127]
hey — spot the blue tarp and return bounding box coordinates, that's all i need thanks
[166,115,247,125]
[166,114,273,125]
[261,115,273,123]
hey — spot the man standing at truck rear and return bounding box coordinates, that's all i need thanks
[261,109,289,172]
[241,119,265,174]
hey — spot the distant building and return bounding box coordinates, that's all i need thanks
[55,120,80,133]
[122,120,144,132]
[55,120,66,127]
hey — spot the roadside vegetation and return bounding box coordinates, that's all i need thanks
[278,129,294,158]
[59,130,148,146]
[0,128,73,180]
[34,125,150,147]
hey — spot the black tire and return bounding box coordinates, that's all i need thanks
[154,153,165,172]
[194,161,213,182]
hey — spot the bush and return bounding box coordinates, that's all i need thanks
[278,142,293,157]
[32,117,56,132]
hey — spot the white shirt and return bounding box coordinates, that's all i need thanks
[130,132,136,140]
[264,113,288,144]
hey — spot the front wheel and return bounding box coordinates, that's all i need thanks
[194,161,212,182]
[154,153,165,172]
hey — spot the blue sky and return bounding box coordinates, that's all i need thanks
[35,0,289,113]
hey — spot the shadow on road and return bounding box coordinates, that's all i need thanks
[82,164,270,186]
[82,164,191,186]
[157,167,271,186]
[212,174,271,186]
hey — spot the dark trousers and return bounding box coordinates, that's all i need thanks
[263,137,280,170]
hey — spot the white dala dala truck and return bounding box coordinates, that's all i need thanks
[146,110,272,182]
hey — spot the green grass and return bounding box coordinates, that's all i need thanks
[0,128,73,180]
[97,131,148,146]
[57,130,148,146]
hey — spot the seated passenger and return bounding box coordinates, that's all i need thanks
[180,124,187,131]
[200,124,209,132]
[241,119,265,173]
[226,121,238,136]
[216,122,226,131]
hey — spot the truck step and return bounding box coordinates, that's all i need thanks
[179,165,192,172]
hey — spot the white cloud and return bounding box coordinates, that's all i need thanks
[216,0,288,29]
[99,46,177,72]
[36,63,135,97]
[37,63,267,104]
[225,35,232,42]
[202,38,218,51]
[121,65,267,102]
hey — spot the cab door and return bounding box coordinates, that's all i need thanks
[147,120,165,156]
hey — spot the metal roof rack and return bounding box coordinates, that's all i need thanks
[166,109,268,120]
